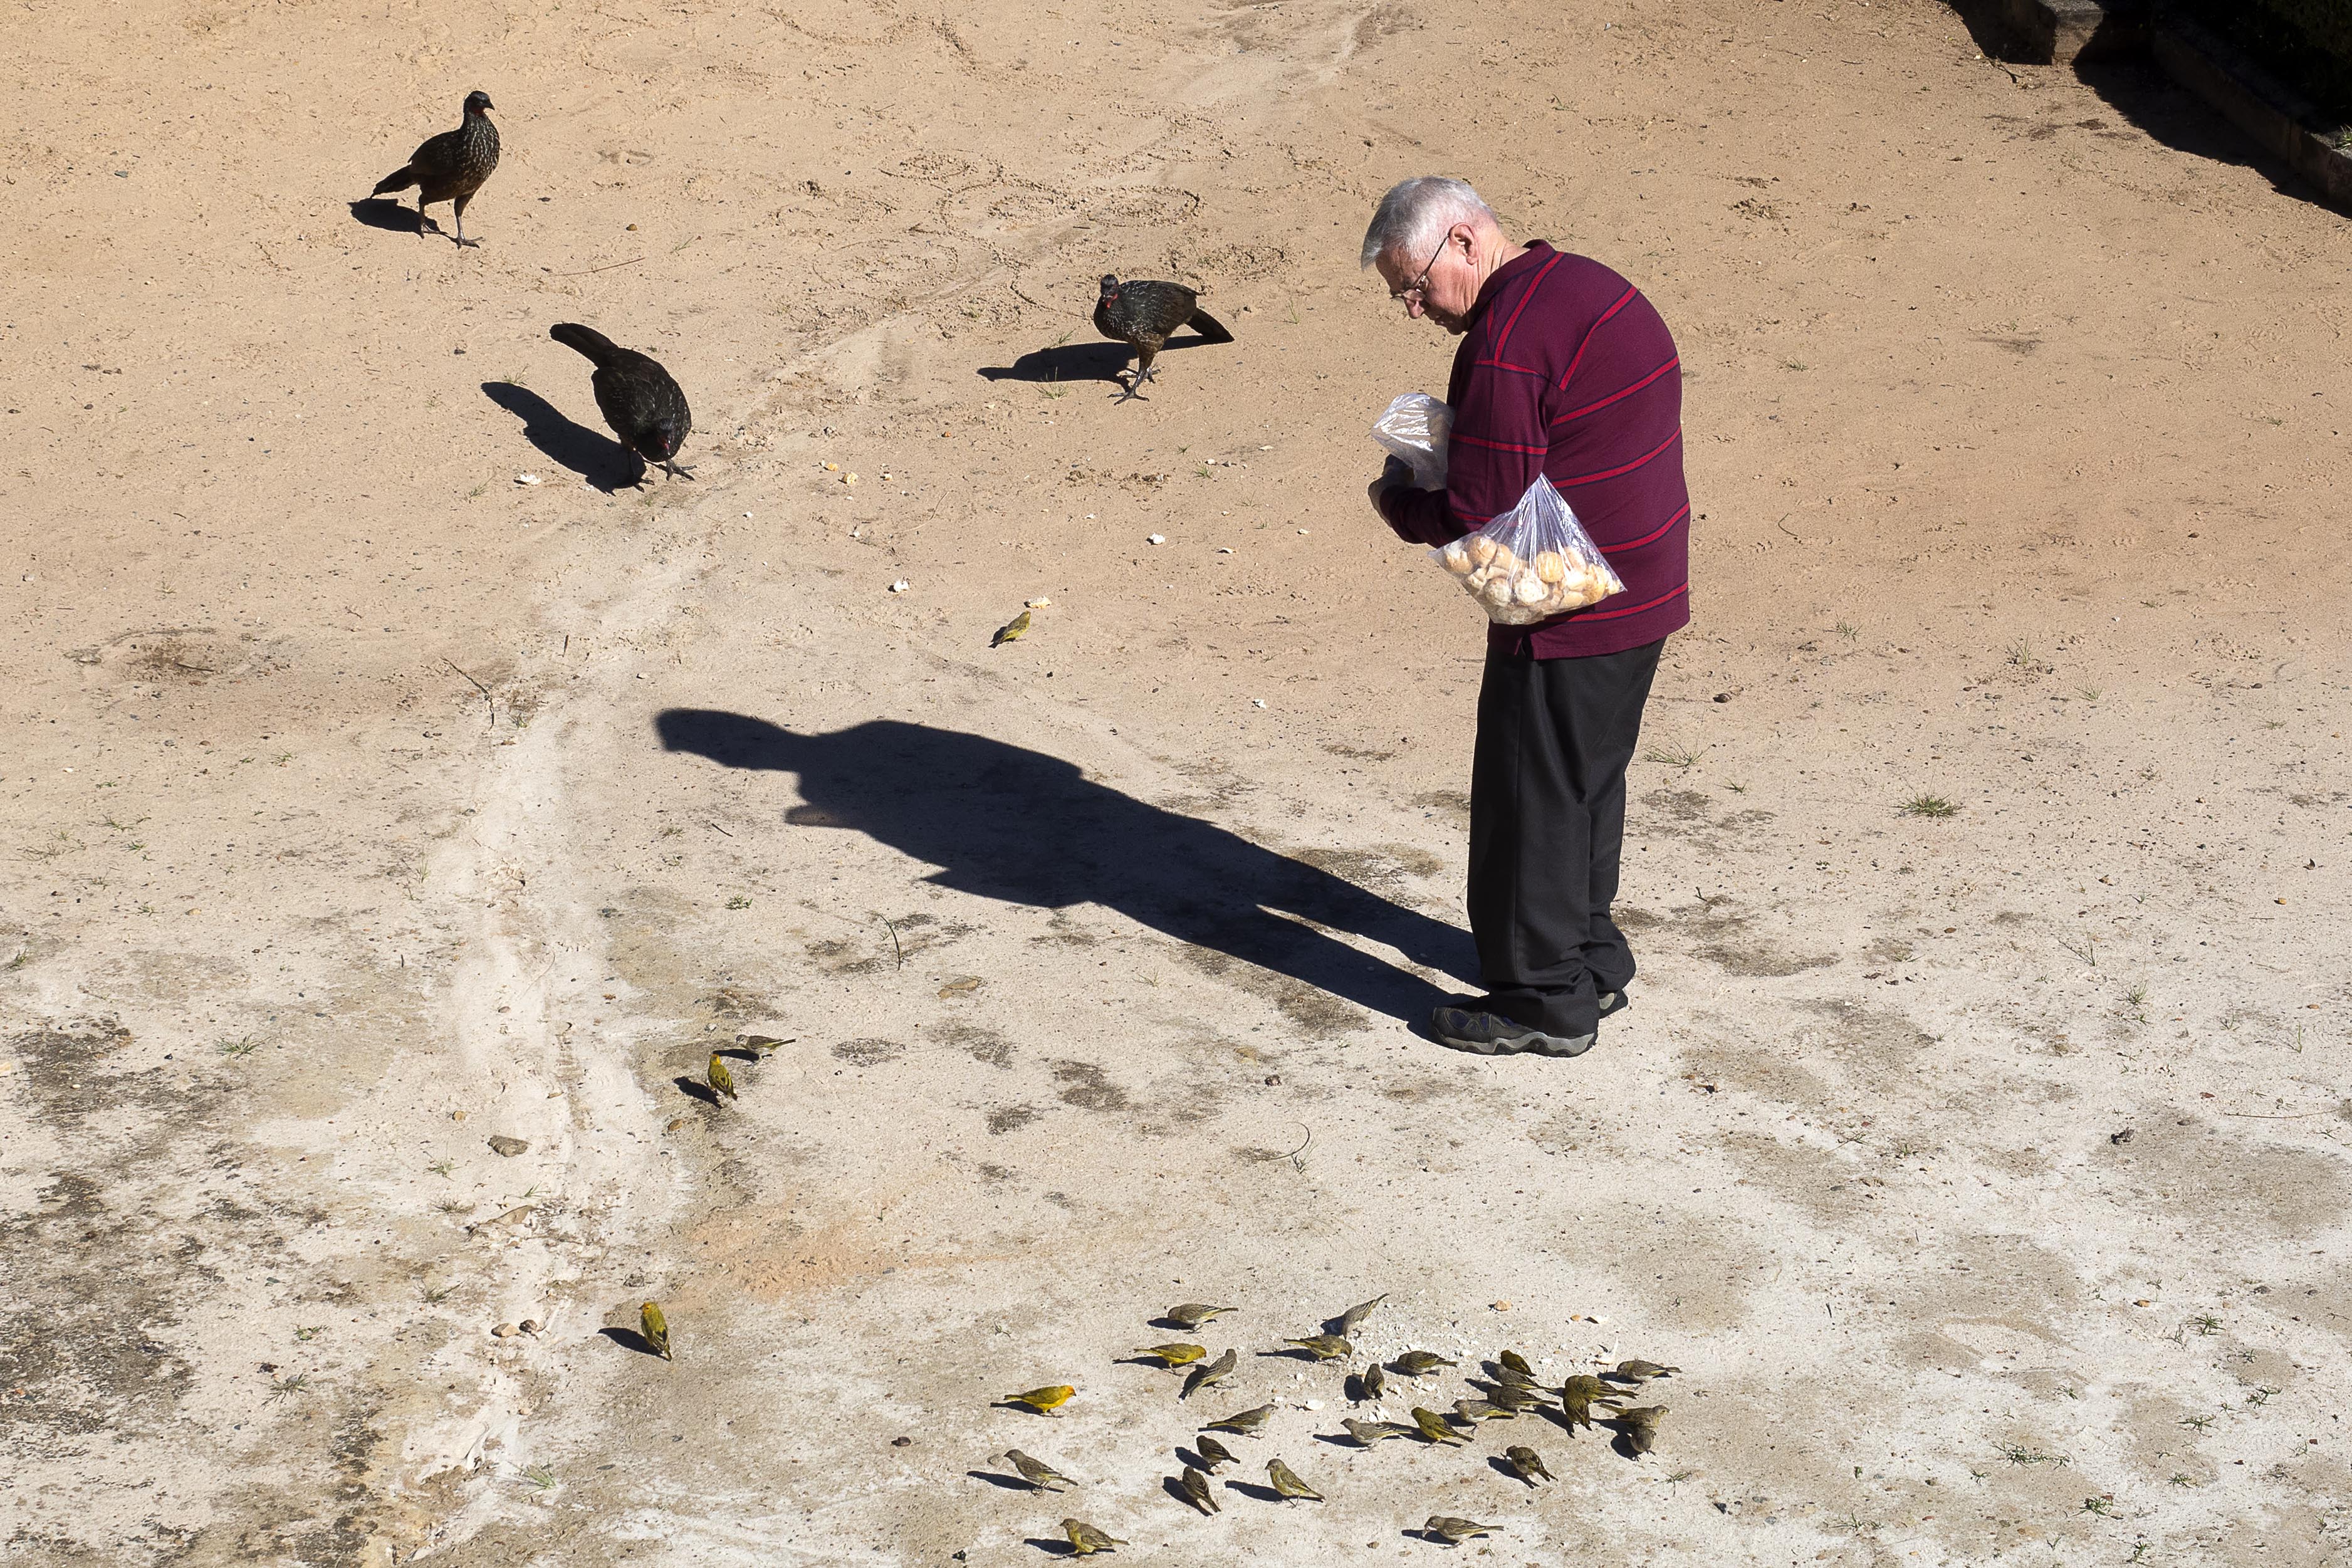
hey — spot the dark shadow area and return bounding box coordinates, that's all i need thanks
[977,330,1228,386]
[964,1468,1036,1492]
[1023,1539,1076,1557]
[2075,56,2344,212]
[481,381,638,491]
[596,1325,663,1357]
[655,712,1476,1026]
[1173,1446,1217,1471]
[348,197,427,234]
[671,1075,721,1106]
[1220,1479,1287,1503]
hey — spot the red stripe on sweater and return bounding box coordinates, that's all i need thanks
[1552,355,1681,424]
[1488,250,1565,363]
[1554,285,1640,394]
[1560,426,1681,487]
[1607,503,1690,554]
[1581,581,1690,620]
[1452,431,1549,456]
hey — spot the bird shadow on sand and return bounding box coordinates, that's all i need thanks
[964,1468,1036,1492]
[596,1325,664,1357]
[1022,1539,1079,1558]
[977,332,1227,388]
[1161,1475,1213,1513]
[1487,1454,1539,1487]
[654,711,1477,1029]
[348,197,430,235]
[671,1075,723,1106]
[1220,1480,1288,1503]
[481,382,639,492]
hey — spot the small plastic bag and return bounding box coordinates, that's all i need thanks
[1429,473,1625,626]
[1371,392,1453,490]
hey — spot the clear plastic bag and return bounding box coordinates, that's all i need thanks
[1371,392,1452,490]
[1429,473,1625,626]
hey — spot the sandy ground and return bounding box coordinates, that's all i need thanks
[4,0,2350,1563]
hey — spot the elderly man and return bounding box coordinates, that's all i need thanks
[1362,176,1691,1059]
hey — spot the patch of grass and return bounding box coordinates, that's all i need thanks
[2170,1472,2198,1487]
[428,1158,456,1178]
[218,1036,259,1057]
[1037,372,1068,400]
[2178,1414,2213,1432]
[266,1372,311,1401]
[519,1464,558,1491]
[2076,685,2101,701]
[1834,620,1860,640]
[2244,1385,2277,1408]
[1995,1443,2065,1466]
[2083,1495,2117,1517]
[2191,1313,2221,1336]
[499,373,527,389]
[1782,359,1809,371]
[725,894,752,910]
[1643,743,1700,768]
[469,483,488,499]
[1898,795,1957,818]
[2124,982,2149,1023]
[433,1198,471,1216]
[421,1284,455,1305]
[659,825,683,838]
[293,1326,323,1342]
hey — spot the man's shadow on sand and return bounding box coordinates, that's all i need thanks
[655,711,1475,1025]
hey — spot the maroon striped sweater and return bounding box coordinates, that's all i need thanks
[1378,242,1691,659]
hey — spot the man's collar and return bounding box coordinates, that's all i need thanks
[1465,240,1554,328]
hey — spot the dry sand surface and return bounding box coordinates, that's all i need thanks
[4,0,2350,1562]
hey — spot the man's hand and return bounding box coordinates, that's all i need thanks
[1367,455,1414,517]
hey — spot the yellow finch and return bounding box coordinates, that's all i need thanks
[1616,1404,1668,1455]
[1179,1347,1236,1399]
[1409,1406,1466,1446]
[1392,1351,1455,1377]
[1003,1449,1074,1490]
[639,1301,671,1360]
[1497,1349,1536,1382]
[1504,1444,1553,1484]
[706,1053,738,1101]
[1337,1294,1387,1335]
[991,609,1032,648]
[1005,1384,1075,1416]
[1164,1302,1237,1329]
[1343,1417,1408,1446]
[1192,1434,1238,1471]
[1178,1463,1218,1514]
[1134,1342,1208,1367]
[1265,1457,1323,1502]
[1205,1403,1273,1436]
[1607,1359,1680,1383]
[1282,1334,1352,1361]
[1061,1519,1126,1555]
[1424,1516,1500,1545]
[1354,1362,1385,1403]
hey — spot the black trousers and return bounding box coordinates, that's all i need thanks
[1468,640,1664,1037]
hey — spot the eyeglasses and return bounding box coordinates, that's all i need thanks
[1390,231,1453,308]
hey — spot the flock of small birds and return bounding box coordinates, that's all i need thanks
[990,1295,1681,1552]
[362,93,1236,493]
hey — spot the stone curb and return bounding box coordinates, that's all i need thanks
[2150,11,2352,214]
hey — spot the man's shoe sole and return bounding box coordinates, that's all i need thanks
[1435,1027,1595,1059]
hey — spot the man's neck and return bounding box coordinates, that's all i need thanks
[1475,235,1530,296]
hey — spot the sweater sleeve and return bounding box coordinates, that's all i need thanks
[1374,332,1548,549]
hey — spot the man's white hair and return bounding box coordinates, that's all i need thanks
[1359,176,1500,269]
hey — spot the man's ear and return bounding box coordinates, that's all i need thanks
[1450,221,1477,260]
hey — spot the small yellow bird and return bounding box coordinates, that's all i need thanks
[1487,1383,1547,1412]
[1504,1444,1554,1485]
[1164,1302,1237,1329]
[1609,1359,1680,1382]
[1452,1398,1513,1423]
[1133,1342,1208,1367]
[1497,1349,1537,1382]
[1003,1449,1074,1490]
[991,609,1032,648]
[1265,1457,1323,1502]
[735,1033,795,1055]
[1005,1384,1076,1416]
[1342,1417,1408,1446]
[706,1052,738,1102]
[1354,1362,1385,1403]
[1192,1434,1239,1471]
[1409,1406,1466,1446]
[1179,1347,1236,1399]
[1560,1374,1631,1405]
[1616,1404,1668,1456]
[1206,1403,1273,1436]
[1337,1294,1388,1335]
[1061,1518,1126,1555]
[1177,1463,1219,1514]
[1392,1351,1456,1377]
[1424,1516,1500,1545]
[1282,1334,1352,1361]
[639,1301,671,1360]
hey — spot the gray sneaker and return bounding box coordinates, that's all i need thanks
[1431,1005,1594,1058]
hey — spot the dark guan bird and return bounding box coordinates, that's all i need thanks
[372,91,501,248]
[548,323,694,482]
[1093,276,1232,402]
